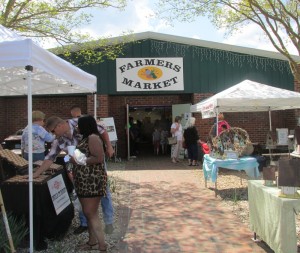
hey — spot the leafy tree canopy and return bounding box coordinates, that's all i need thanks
[0,0,133,65]
[157,0,300,82]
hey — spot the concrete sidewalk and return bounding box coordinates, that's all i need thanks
[107,155,274,253]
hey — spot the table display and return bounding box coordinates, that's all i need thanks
[248,180,300,253]
[203,154,259,183]
[290,152,300,158]
[3,134,21,149]
[0,149,28,168]
[1,170,74,250]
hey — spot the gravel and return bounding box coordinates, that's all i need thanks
[16,162,300,252]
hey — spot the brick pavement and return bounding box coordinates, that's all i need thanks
[108,155,275,253]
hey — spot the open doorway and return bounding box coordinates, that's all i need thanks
[128,106,172,157]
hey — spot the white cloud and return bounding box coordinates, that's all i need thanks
[41,0,299,58]
[221,23,298,55]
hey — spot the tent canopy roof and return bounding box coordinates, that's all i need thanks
[0,25,96,96]
[191,80,300,118]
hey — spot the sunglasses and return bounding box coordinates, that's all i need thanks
[50,123,59,134]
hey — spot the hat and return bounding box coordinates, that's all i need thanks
[32,111,45,121]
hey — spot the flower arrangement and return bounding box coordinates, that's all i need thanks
[208,127,253,159]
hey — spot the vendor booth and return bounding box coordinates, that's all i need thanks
[191,79,300,252]
[191,79,300,140]
[0,25,97,252]
[190,79,300,117]
[190,79,300,188]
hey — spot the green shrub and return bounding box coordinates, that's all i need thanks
[0,212,28,253]
[108,176,117,193]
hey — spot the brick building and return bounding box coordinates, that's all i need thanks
[1,32,299,158]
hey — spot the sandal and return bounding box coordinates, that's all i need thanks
[76,242,98,251]
[99,244,108,252]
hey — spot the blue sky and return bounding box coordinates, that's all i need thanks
[47,0,297,55]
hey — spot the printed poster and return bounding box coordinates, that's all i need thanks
[47,174,71,215]
[99,117,118,142]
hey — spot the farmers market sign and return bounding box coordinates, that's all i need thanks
[116,58,184,91]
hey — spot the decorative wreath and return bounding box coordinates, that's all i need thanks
[207,127,253,159]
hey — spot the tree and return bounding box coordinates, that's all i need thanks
[0,0,133,65]
[157,0,300,82]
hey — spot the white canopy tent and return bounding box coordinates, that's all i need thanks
[0,25,97,252]
[190,79,300,132]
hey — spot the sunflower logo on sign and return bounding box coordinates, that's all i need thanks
[53,180,61,190]
[138,67,163,80]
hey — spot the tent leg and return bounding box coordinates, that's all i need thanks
[0,190,16,253]
[269,110,272,131]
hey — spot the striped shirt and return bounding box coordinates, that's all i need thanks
[45,118,105,162]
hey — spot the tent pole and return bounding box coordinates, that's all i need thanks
[94,93,97,119]
[216,107,219,135]
[269,109,272,131]
[26,66,34,253]
[268,108,273,161]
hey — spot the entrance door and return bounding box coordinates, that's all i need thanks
[172,104,191,127]
[126,105,172,157]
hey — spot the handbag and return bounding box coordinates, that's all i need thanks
[167,136,177,145]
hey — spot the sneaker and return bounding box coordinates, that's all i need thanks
[73,225,88,235]
[104,224,114,234]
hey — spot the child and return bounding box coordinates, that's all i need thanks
[152,128,161,155]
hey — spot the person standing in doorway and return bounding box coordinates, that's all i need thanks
[183,117,200,166]
[160,129,168,155]
[170,116,183,163]
[152,127,161,155]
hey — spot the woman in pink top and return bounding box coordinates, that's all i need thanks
[209,113,230,137]
[217,113,230,135]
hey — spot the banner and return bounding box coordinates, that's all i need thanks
[200,102,216,119]
[116,58,184,91]
[47,174,71,215]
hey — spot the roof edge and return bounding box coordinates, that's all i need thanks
[125,31,300,62]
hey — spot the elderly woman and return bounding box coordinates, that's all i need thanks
[170,116,183,163]
[21,110,54,162]
[183,117,200,166]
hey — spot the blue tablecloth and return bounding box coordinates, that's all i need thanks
[203,154,259,183]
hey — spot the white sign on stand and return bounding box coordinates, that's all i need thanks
[99,117,118,142]
[47,174,71,215]
[276,128,288,145]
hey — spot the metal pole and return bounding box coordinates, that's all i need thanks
[216,107,219,136]
[94,93,97,119]
[26,66,34,253]
[269,109,272,131]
